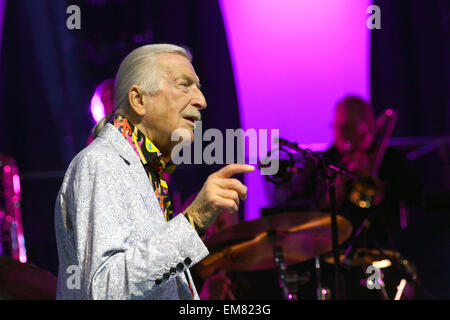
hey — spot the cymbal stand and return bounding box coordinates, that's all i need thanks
[315,256,330,300]
[269,229,297,300]
[273,244,296,300]
[276,138,359,299]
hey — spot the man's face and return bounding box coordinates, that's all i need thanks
[142,53,207,156]
[333,105,375,154]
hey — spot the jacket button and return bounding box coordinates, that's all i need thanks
[163,273,170,280]
[155,279,162,285]
[170,267,177,275]
[184,257,192,266]
[177,262,184,270]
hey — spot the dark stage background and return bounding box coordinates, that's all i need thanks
[0,0,449,299]
[371,0,450,299]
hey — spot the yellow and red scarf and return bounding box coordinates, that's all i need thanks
[112,114,176,221]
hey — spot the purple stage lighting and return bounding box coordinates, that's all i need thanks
[219,0,371,220]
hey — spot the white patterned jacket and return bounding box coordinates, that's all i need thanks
[55,123,209,299]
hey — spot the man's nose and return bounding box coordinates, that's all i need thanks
[192,87,207,110]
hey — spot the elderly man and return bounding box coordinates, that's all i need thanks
[55,44,254,300]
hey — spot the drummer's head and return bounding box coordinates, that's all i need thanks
[333,96,375,154]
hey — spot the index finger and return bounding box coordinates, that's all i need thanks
[213,164,255,179]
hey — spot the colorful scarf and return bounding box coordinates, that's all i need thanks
[112,113,176,221]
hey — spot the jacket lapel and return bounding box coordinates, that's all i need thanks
[97,124,167,222]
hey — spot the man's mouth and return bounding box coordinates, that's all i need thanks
[182,115,200,125]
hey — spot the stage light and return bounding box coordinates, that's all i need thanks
[372,259,392,269]
[89,79,115,124]
[90,93,106,123]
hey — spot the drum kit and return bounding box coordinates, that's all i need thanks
[196,121,419,300]
[196,209,417,300]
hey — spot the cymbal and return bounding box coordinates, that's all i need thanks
[197,212,352,275]
[0,256,57,300]
[323,248,401,268]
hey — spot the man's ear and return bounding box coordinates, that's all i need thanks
[128,85,146,116]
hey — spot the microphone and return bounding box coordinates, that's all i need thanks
[257,148,303,184]
[257,138,304,185]
[276,137,301,151]
[257,159,301,174]
[257,159,302,186]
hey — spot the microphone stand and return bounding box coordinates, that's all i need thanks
[277,139,359,300]
[341,216,372,269]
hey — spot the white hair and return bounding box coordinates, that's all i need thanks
[93,43,192,138]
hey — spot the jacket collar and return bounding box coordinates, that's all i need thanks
[97,123,142,167]
[97,123,167,219]
[111,114,176,175]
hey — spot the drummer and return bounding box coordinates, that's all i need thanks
[319,96,422,247]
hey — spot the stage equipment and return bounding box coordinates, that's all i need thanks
[196,211,352,300]
[259,137,359,299]
[347,109,398,209]
[0,154,27,262]
[323,247,417,300]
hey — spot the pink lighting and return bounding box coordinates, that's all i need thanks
[0,154,27,263]
[89,79,114,124]
[219,0,371,220]
[12,174,21,194]
[0,0,6,54]
[90,93,106,123]
[18,235,27,263]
